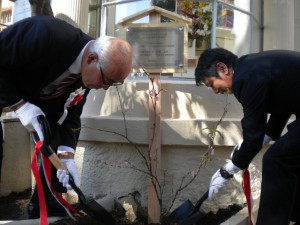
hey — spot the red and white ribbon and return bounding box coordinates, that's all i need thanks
[58,87,85,124]
[31,141,83,225]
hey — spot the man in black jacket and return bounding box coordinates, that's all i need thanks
[195,48,300,225]
[0,16,132,218]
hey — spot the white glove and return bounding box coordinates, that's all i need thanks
[56,146,79,190]
[210,134,271,200]
[15,102,45,141]
[208,160,240,200]
[57,159,79,190]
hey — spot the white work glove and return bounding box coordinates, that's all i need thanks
[56,146,79,190]
[210,134,272,200]
[57,159,79,190]
[208,160,241,200]
[15,102,45,141]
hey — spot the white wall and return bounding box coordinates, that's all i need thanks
[82,81,242,120]
[77,80,256,213]
[75,141,265,213]
[294,0,300,51]
[264,0,295,50]
[232,0,252,55]
[12,0,31,22]
[51,0,89,32]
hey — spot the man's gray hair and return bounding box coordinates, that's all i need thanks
[90,36,131,71]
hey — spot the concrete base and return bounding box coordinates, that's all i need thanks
[0,116,32,197]
[221,207,296,225]
[0,217,64,225]
[220,207,249,225]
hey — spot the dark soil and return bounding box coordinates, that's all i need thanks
[0,189,243,225]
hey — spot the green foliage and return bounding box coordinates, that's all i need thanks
[202,127,224,141]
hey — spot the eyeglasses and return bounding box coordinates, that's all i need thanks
[100,66,123,87]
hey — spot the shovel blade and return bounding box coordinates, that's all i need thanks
[169,191,208,224]
[80,198,116,225]
[69,177,115,225]
[169,200,195,222]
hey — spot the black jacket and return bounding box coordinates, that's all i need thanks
[0,16,93,149]
[232,50,300,169]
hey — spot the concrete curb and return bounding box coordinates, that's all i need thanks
[0,217,64,225]
[220,207,249,225]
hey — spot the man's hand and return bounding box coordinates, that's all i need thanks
[57,147,79,190]
[210,134,272,200]
[15,101,45,141]
[208,160,240,199]
[57,159,79,190]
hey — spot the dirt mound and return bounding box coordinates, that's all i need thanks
[0,189,243,225]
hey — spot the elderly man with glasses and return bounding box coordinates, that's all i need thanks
[0,16,132,218]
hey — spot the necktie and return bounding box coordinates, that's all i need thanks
[40,74,80,100]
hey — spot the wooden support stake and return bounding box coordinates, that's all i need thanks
[148,73,161,224]
[118,5,191,223]
[147,11,162,224]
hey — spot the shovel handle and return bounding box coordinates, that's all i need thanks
[45,147,69,172]
[44,149,84,200]
[35,116,115,225]
[193,190,209,212]
[35,115,86,200]
[46,151,85,201]
[32,116,69,172]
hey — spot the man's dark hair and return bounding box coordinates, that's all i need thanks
[195,48,238,86]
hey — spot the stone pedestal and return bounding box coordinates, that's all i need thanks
[51,0,89,32]
[188,39,195,58]
[13,0,31,22]
[188,39,196,67]
[0,116,32,197]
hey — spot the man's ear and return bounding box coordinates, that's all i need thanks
[216,62,229,76]
[87,53,99,64]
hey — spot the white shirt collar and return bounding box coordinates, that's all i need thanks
[68,40,93,74]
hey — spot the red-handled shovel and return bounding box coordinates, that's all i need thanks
[34,115,116,225]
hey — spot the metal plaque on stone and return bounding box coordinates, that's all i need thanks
[126,26,184,72]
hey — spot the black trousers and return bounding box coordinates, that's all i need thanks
[256,118,300,225]
[0,108,3,183]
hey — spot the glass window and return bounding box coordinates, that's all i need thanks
[88,0,101,38]
[217,0,234,28]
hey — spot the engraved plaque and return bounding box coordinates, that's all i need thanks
[126,26,184,71]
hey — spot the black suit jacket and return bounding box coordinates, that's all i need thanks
[232,50,300,169]
[0,16,93,149]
